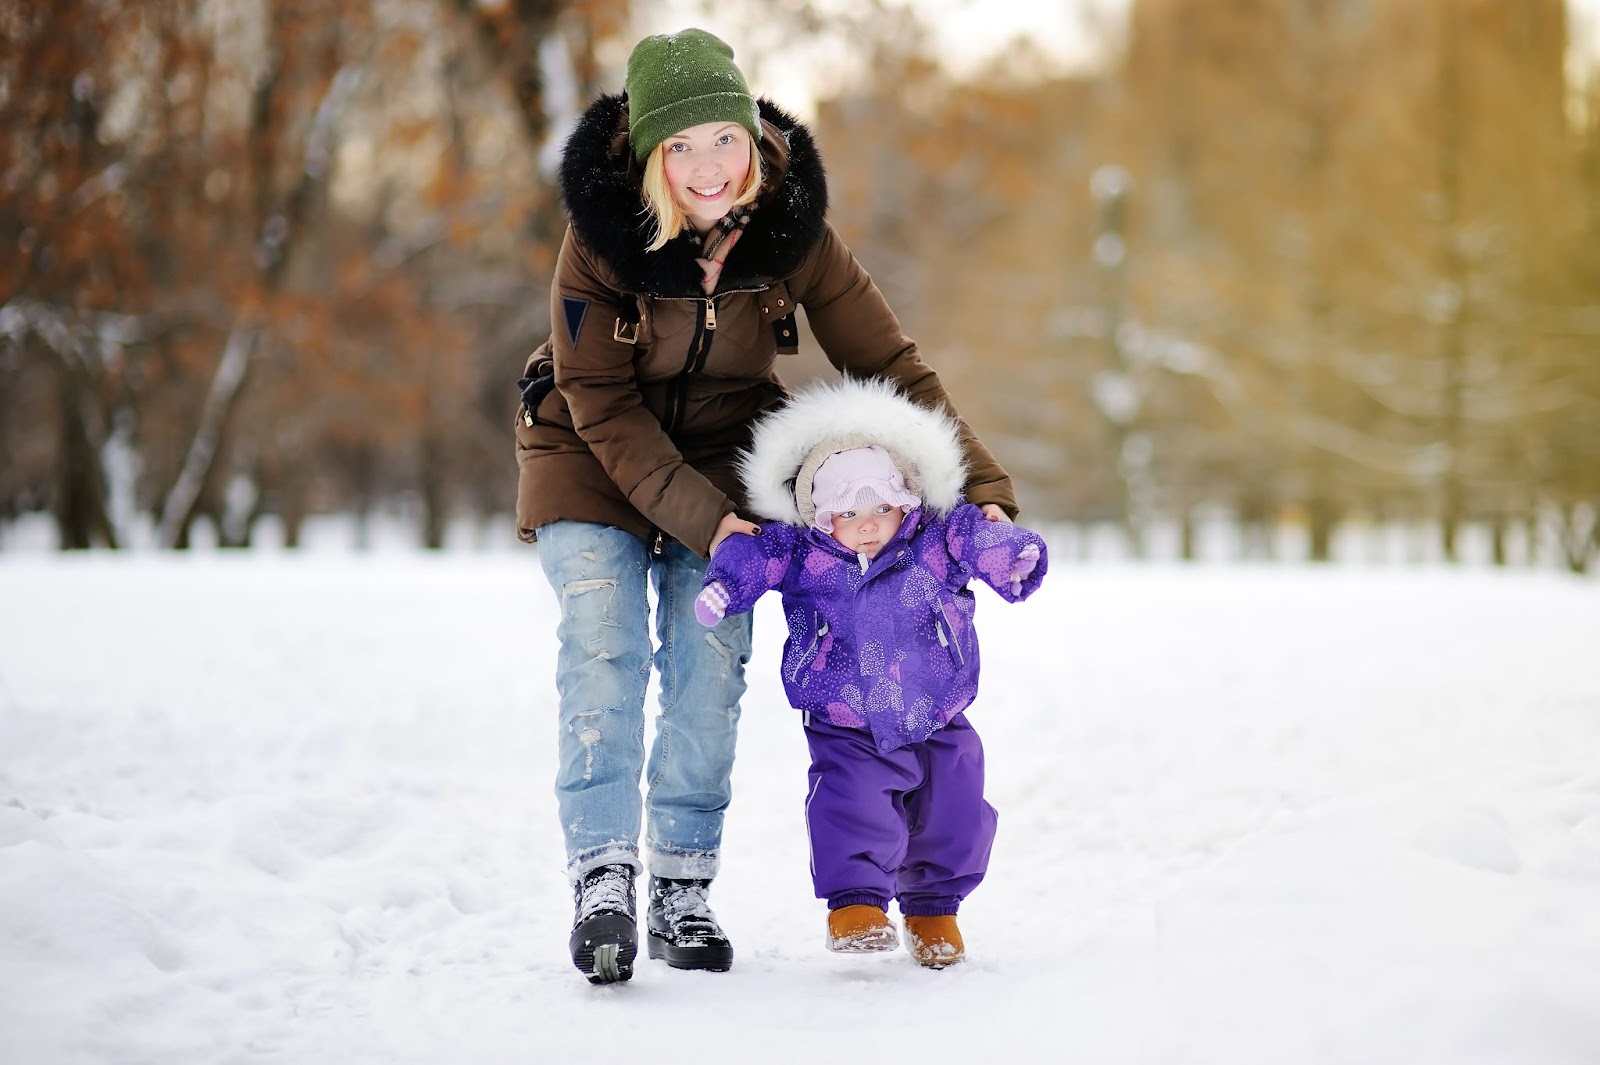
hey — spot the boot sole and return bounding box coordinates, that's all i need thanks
[909,951,964,969]
[570,913,637,984]
[827,927,900,954]
[646,929,734,971]
[903,928,964,969]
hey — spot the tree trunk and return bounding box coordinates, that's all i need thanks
[1435,0,1468,563]
[52,351,117,550]
[1307,491,1336,563]
[157,323,256,549]
[420,428,447,550]
[1556,503,1597,575]
[152,28,361,549]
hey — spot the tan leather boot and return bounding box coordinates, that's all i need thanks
[826,904,899,953]
[903,914,965,968]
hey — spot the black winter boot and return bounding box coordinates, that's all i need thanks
[645,876,734,971]
[569,864,637,984]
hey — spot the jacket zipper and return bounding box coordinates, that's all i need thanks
[663,297,717,435]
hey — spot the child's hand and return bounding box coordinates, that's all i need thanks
[695,580,732,627]
[1009,543,1040,597]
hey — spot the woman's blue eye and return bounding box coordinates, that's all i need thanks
[668,142,688,152]
[716,134,734,146]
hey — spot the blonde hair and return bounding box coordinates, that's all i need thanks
[640,135,763,252]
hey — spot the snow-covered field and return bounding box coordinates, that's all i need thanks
[2,543,1598,1064]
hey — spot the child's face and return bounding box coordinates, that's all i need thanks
[828,503,905,559]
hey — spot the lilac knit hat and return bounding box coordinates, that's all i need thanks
[808,445,921,533]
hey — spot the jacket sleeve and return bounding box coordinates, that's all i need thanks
[944,503,1048,603]
[788,223,1019,518]
[700,524,799,620]
[549,227,734,556]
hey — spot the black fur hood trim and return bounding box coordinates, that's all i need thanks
[556,93,829,296]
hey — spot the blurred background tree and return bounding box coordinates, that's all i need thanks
[2,0,1596,570]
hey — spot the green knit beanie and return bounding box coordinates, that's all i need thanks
[625,28,761,163]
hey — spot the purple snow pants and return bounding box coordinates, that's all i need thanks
[802,712,998,917]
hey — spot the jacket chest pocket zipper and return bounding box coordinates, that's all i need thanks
[790,618,828,684]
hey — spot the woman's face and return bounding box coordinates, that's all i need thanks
[661,121,752,234]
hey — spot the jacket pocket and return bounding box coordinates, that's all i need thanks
[634,296,698,381]
[932,600,965,667]
[788,615,829,686]
[516,342,555,428]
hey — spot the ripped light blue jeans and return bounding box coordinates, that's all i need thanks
[537,521,753,884]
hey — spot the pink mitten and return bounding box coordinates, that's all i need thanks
[1009,543,1040,597]
[695,581,731,627]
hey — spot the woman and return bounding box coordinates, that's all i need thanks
[516,27,1020,984]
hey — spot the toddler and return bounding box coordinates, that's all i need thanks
[694,378,1046,967]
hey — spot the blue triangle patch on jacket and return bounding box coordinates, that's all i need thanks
[561,297,589,346]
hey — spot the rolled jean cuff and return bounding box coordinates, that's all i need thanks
[566,845,642,885]
[647,845,719,880]
[828,891,891,911]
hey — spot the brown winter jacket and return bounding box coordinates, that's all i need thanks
[515,94,1017,557]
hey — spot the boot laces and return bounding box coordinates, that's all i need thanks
[660,881,721,934]
[576,866,633,922]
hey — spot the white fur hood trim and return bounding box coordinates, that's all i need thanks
[739,377,968,526]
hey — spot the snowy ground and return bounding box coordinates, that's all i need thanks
[2,542,1598,1065]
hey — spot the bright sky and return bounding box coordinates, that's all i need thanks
[623,0,1600,118]
[889,0,1129,73]
[622,0,1131,116]
[917,0,1600,72]
[1578,0,1600,46]
[1571,0,1600,85]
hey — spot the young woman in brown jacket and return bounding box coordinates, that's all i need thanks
[516,28,1020,984]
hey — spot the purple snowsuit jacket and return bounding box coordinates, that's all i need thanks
[702,501,1048,752]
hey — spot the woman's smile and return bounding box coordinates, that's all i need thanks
[662,122,752,231]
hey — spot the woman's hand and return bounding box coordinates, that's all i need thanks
[709,512,761,555]
[980,503,1013,524]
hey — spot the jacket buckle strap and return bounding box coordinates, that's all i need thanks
[772,313,798,355]
[613,317,640,344]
